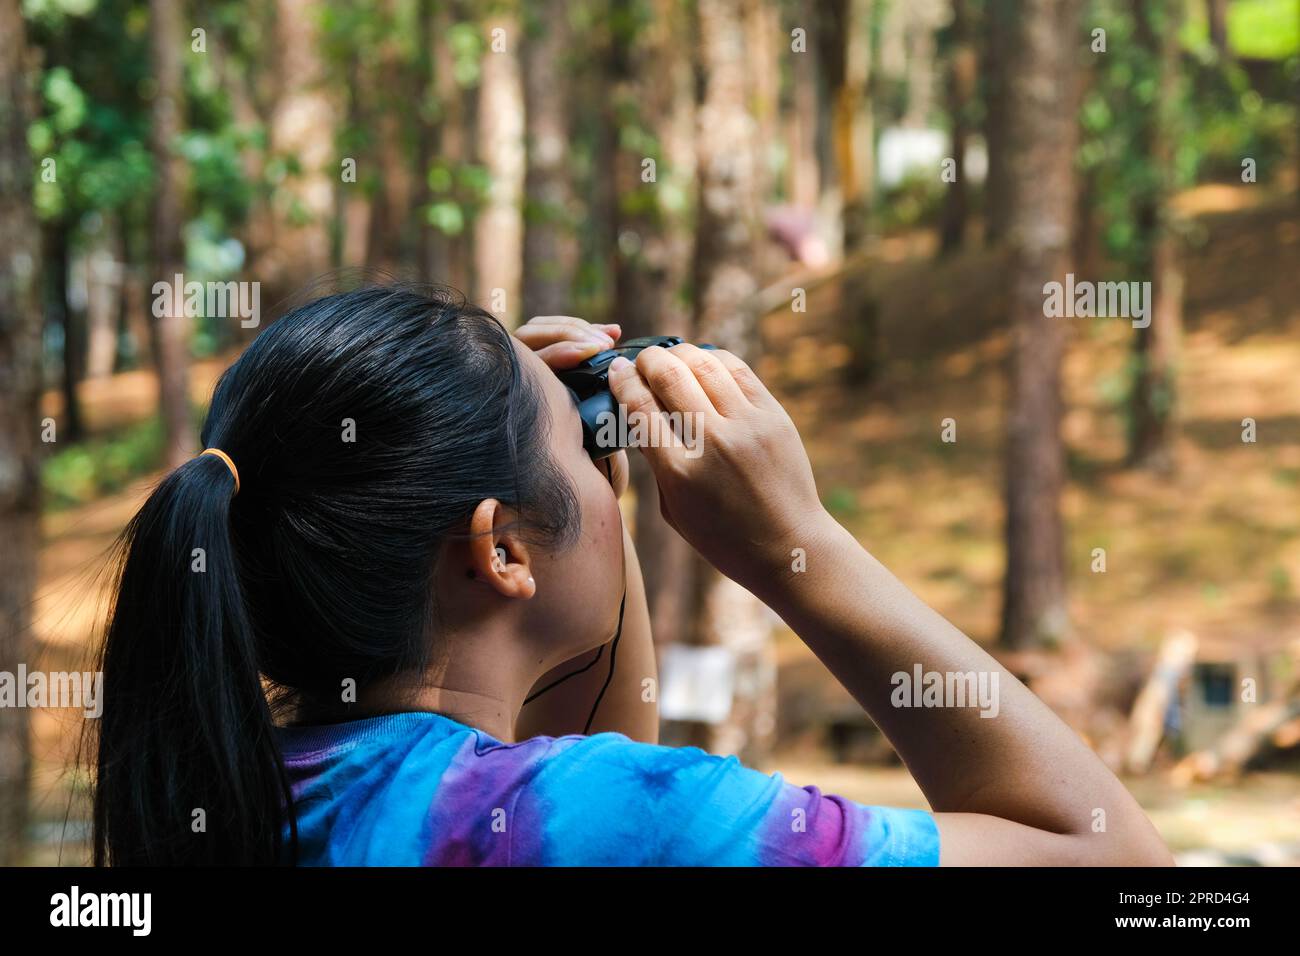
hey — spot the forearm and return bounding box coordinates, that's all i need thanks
[758,515,1169,861]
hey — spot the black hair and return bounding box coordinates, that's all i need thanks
[88,284,581,865]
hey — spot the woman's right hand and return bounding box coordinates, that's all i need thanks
[606,343,830,593]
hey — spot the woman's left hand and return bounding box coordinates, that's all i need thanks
[515,314,621,369]
[515,315,629,498]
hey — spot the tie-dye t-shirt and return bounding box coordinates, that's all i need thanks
[276,711,940,866]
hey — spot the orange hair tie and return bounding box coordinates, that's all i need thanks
[199,448,240,495]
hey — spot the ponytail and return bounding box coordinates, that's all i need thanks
[91,452,295,865]
[86,284,581,865]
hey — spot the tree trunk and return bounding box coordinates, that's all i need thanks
[1127,0,1184,471]
[84,226,119,380]
[364,0,412,276]
[149,0,195,468]
[0,0,42,865]
[258,0,337,303]
[686,0,775,761]
[43,222,83,441]
[939,0,975,254]
[787,4,820,210]
[521,0,577,318]
[606,0,698,655]
[982,0,1014,244]
[475,13,525,325]
[1206,0,1229,59]
[831,0,874,250]
[998,0,1080,650]
[414,0,449,285]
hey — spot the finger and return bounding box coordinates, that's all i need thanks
[633,345,717,417]
[523,314,588,329]
[667,343,750,417]
[515,322,614,349]
[608,356,682,471]
[523,315,621,343]
[709,349,781,410]
[534,340,609,370]
[608,355,666,421]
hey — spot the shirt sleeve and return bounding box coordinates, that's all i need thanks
[508,732,940,866]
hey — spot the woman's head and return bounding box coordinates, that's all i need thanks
[91,284,625,864]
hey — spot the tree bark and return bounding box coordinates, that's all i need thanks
[605,0,698,656]
[149,0,195,468]
[43,221,83,441]
[258,0,337,303]
[939,0,975,254]
[521,0,577,318]
[982,0,1014,244]
[0,0,42,865]
[414,0,450,285]
[998,0,1080,650]
[474,13,525,325]
[1127,0,1184,471]
[1206,0,1229,59]
[686,0,775,761]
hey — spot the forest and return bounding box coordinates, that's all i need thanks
[0,0,1299,865]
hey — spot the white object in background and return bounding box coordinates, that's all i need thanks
[658,644,736,725]
[877,126,988,189]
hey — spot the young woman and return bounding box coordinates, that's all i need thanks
[90,284,1173,866]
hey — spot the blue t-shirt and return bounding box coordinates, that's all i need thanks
[276,711,940,866]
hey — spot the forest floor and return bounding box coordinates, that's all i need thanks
[24,182,1300,864]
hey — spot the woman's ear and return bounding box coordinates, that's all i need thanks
[466,498,537,600]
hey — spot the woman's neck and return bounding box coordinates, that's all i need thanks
[288,625,538,742]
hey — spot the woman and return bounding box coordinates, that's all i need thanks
[90,284,1172,866]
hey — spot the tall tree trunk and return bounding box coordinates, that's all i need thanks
[210,14,271,345]
[84,227,119,380]
[606,0,698,654]
[939,0,975,254]
[521,0,577,318]
[1128,0,1184,470]
[0,0,42,865]
[414,0,449,285]
[43,222,83,441]
[259,0,337,303]
[149,0,195,468]
[364,0,412,276]
[686,0,775,761]
[787,3,820,210]
[1206,0,1229,59]
[982,0,1014,244]
[433,2,476,295]
[116,215,150,371]
[999,0,1080,650]
[832,0,875,250]
[812,0,846,259]
[901,3,937,128]
[475,14,525,325]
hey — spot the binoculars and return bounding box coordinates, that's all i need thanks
[556,335,716,459]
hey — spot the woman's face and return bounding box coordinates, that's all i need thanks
[512,338,628,664]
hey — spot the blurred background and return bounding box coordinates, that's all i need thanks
[1,0,1298,866]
